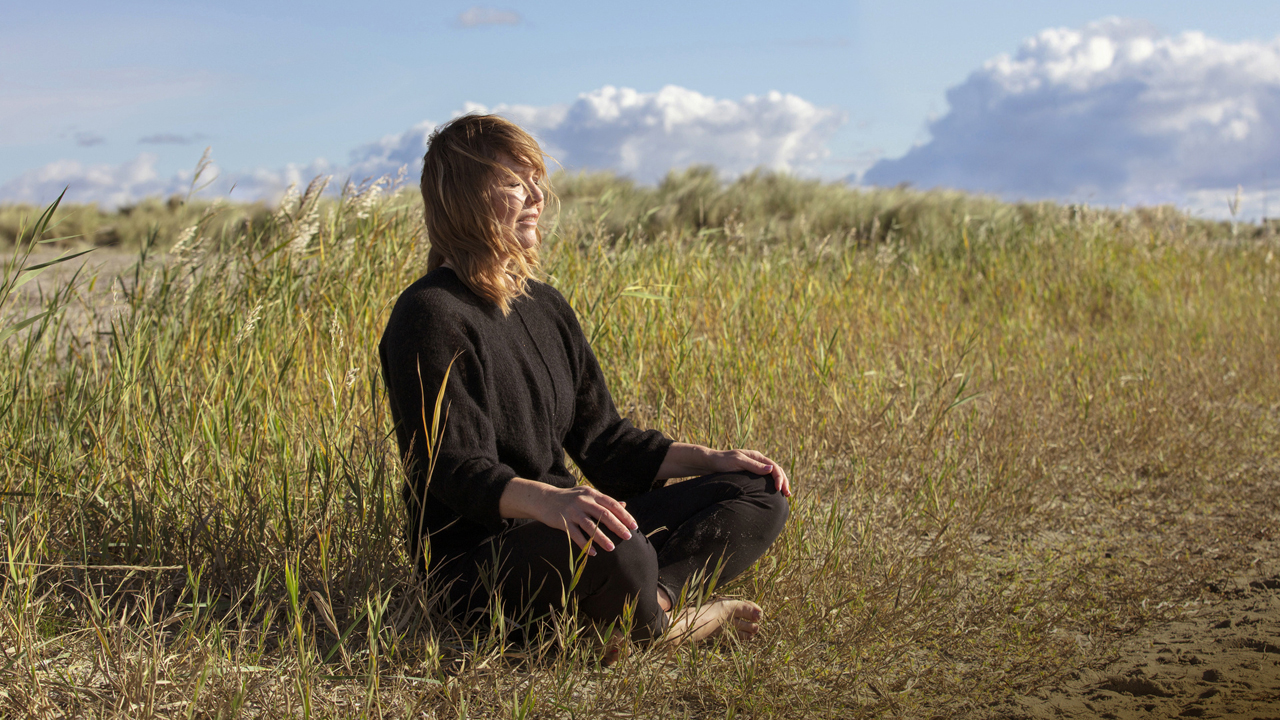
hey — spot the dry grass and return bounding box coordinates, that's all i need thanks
[0,196,271,251]
[1,172,1278,718]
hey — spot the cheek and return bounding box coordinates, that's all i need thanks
[491,190,519,220]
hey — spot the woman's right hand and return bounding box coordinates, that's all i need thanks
[498,478,639,555]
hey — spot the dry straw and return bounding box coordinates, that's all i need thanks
[1,170,1277,718]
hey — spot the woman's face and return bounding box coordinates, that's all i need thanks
[490,153,544,250]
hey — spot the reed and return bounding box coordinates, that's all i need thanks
[1,171,1277,718]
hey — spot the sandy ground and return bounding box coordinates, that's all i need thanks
[3,245,156,340]
[989,543,1280,719]
[5,245,141,296]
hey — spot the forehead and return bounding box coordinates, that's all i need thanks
[493,151,539,175]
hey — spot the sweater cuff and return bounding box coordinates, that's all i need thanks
[451,459,518,532]
[622,427,675,497]
[641,433,676,493]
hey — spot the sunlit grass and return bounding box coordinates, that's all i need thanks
[1,172,1278,717]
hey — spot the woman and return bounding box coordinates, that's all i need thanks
[379,114,790,645]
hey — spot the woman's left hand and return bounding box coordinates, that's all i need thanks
[707,448,792,497]
[658,443,793,496]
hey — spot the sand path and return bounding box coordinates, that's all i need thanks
[995,542,1280,719]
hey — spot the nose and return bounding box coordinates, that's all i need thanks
[527,181,544,206]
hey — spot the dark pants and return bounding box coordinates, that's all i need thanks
[432,472,789,641]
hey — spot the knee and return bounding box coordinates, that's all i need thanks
[727,470,785,496]
[739,471,789,512]
[739,472,789,538]
[588,531,659,594]
[762,485,789,539]
[578,531,665,636]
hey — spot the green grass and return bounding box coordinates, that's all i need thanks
[1,172,1278,718]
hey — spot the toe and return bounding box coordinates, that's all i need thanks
[732,619,760,639]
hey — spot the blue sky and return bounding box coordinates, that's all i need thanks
[3,1,1279,216]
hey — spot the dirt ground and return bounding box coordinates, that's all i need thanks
[3,245,157,340]
[5,245,141,297]
[991,542,1280,719]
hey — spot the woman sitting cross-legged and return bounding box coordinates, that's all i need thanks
[378,114,791,647]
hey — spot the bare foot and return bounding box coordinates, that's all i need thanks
[601,628,630,666]
[666,599,763,644]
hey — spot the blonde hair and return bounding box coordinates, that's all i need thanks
[420,114,551,315]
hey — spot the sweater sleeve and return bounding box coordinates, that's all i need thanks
[381,297,516,533]
[558,295,673,500]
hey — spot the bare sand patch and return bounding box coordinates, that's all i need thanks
[2,246,190,345]
[992,541,1280,719]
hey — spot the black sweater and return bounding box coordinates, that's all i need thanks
[378,268,672,565]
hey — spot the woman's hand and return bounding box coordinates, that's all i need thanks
[707,448,793,497]
[499,477,638,556]
[658,443,793,497]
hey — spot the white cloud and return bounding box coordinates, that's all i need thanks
[342,122,435,182]
[471,85,845,182]
[1,85,843,207]
[457,7,522,28]
[0,154,187,207]
[339,86,843,184]
[863,18,1280,218]
[0,152,336,209]
[219,159,337,203]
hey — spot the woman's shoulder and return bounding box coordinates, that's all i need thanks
[385,268,492,338]
[524,280,591,350]
[526,279,576,317]
[392,268,482,315]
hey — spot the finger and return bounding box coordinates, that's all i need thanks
[579,515,617,552]
[573,490,634,538]
[731,618,760,639]
[754,455,789,496]
[564,523,597,555]
[774,467,792,497]
[595,507,634,541]
[743,451,790,495]
[594,495,638,534]
[738,450,775,476]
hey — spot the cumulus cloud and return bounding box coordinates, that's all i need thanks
[139,132,207,145]
[863,18,1280,217]
[342,122,434,182]
[470,85,845,182]
[1,85,842,207]
[330,85,844,184]
[223,159,337,201]
[457,7,522,27]
[0,152,335,209]
[0,154,188,207]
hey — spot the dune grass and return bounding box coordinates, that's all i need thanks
[1,172,1278,718]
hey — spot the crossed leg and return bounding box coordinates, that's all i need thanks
[436,471,789,647]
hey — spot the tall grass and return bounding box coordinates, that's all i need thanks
[1,172,1278,718]
[0,196,271,251]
